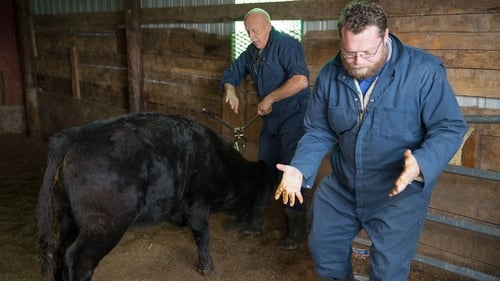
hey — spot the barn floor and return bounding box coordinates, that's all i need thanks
[0,134,472,281]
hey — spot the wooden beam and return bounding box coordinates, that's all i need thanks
[380,0,500,16]
[29,1,499,25]
[125,0,144,112]
[141,0,350,24]
[14,0,40,136]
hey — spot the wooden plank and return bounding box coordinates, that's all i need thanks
[32,12,123,26]
[447,69,499,98]
[461,127,478,168]
[35,56,70,78]
[430,50,500,70]
[461,107,500,116]
[35,24,118,35]
[36,32,118,54]
[389,14,499,33]
[380,0,500,16]
[143,54,227,78]
[396,32,499,51]
[143,28,231,60]
[80,81,128,109]
[478,128,500,171]
[37,91,126,137]
[303,40,339,66]
[80,65,127,87]
[38,49,127,68]
[140,0,498,23]
[36,75,72,97]
[28,1,500,25]
[143,79,220,103]
[141,0,350,23]
[418,221,499,276]
[145,71,221,92]
[143,82,221,123]
[431,173,500,224]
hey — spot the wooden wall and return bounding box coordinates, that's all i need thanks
[20,0,499,278]
[0,0,25,134]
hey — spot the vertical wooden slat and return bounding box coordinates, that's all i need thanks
[15,0,40,136]
[70,46,81,99]
[125,0,144,112]
[29,16,38,58]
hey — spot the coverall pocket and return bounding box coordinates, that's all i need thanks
[372,107,408,139]
[327,106,358,136]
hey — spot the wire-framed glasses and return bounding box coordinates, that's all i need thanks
[341,38,384,60]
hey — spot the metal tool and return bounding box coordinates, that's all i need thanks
[202,107,259,151]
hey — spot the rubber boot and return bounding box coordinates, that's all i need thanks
[242,206,265,235]
[280,208,306,251]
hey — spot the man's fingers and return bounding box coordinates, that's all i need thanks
[282,191,289,204]
[389,179,408,197]
[389,186,399,197]
[296,192,304,204]
[274,188,282,200]
[289,194,295,207]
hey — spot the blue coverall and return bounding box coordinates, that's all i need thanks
[221,27,310,209]
[290,34,468,280]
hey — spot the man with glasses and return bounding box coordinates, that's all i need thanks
[220,8,310,251]
[274,1,467,280]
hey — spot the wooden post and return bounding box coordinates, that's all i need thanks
[15,0,40,136]
[124,0,144,112]
[70,46,81,99]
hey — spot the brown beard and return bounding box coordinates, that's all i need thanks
[342,46,388,80]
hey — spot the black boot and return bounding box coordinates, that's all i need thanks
[280,208,306,251]
[224,216,249,232]
[242,206,265,235]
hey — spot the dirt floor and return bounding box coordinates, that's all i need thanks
[0,134,473,281]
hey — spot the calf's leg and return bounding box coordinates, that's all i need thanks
[188,203,214,275]
[63,222,131,281]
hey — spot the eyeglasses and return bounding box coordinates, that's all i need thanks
[341,38,384,60]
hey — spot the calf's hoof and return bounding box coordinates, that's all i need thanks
[198,264,215,275]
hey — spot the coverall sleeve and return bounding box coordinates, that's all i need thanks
[220,49,252,90]
[277,38,310,79]
[412,62,468,186]
[290,66,336,187]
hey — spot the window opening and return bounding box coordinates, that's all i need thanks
[232,0,302,60]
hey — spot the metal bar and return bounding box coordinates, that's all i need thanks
[413,255,500,281]
[444,165,500,182]
[202,107,234,131]
[241,114,260,130]
[426,212,500,238]
[465,115,500,123]
[353,237,500,281]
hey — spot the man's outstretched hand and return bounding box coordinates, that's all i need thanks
[274,164,304,207]
[390,149,422,197]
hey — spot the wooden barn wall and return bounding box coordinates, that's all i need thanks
[32,13,128,133]
[25,0,499,278]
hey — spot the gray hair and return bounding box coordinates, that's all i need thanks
[244,8,271,22]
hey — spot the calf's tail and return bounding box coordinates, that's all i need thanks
[36,133,72,281]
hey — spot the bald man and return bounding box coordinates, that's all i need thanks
[220,8,311,251]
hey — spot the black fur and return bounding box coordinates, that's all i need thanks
[37,112,266,281]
